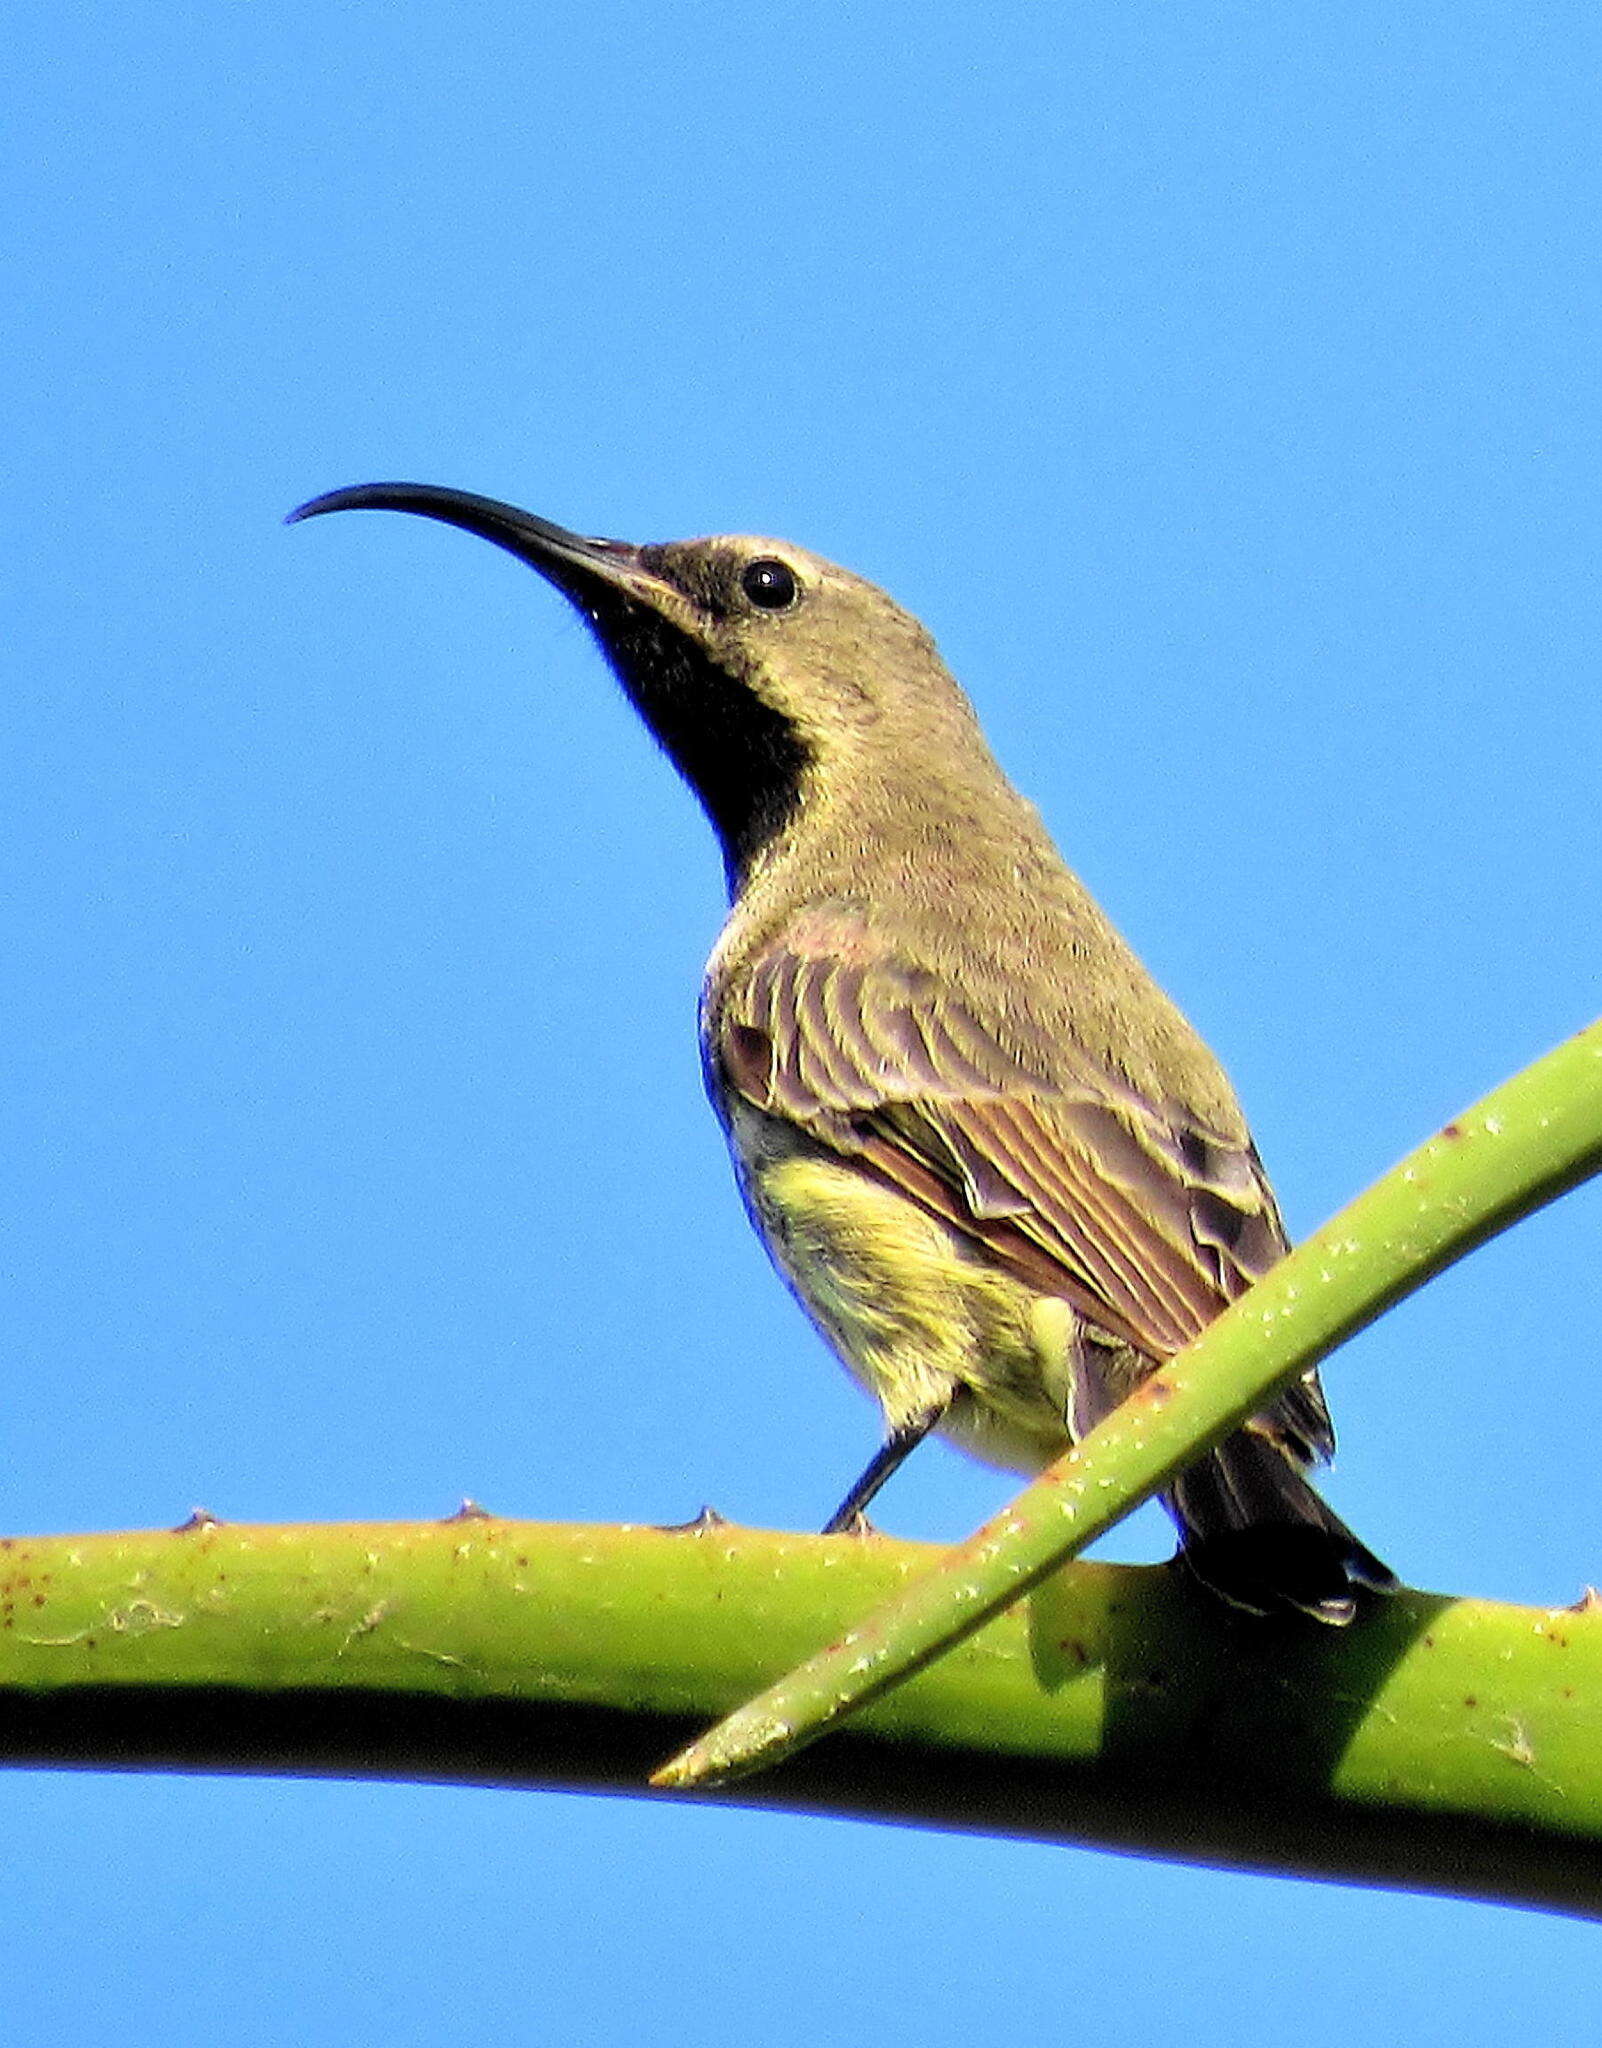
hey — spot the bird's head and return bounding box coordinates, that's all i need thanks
[288,482,986,891]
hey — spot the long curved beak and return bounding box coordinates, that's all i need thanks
[286,481,661,608]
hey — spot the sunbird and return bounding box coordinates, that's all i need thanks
[291,483,1393,1623]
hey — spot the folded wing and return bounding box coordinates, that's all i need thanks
[711,928,1332,1463]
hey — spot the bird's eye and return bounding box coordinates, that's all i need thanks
[740,558,800,611]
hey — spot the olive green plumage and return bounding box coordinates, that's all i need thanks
[290,482,1394,1623]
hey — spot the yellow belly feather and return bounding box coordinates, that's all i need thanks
[752,1149,1082,1475]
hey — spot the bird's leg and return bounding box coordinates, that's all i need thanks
[821,1407,946,1534]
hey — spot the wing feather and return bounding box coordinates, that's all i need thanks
[711,928,1323,1449]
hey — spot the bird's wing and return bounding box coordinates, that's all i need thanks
[712,927,1333,1458]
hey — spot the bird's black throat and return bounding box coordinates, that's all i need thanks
[574,579,810,893]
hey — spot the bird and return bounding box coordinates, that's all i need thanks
[288,481,1395,1623]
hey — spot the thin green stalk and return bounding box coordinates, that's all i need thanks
[654,1016,1602,1791]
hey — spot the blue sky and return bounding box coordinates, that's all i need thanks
[8,4,1602,2040]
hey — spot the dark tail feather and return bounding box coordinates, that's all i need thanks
[1166,1428,1396,1625]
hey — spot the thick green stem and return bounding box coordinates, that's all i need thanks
[656,1016,1602,1790]
[0,1515,1598,1916]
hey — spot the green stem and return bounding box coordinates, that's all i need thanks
[654,1016,1602,1791]
[0,1516,1599,1916]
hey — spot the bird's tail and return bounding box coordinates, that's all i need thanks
[1165,1427,1396,1625]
